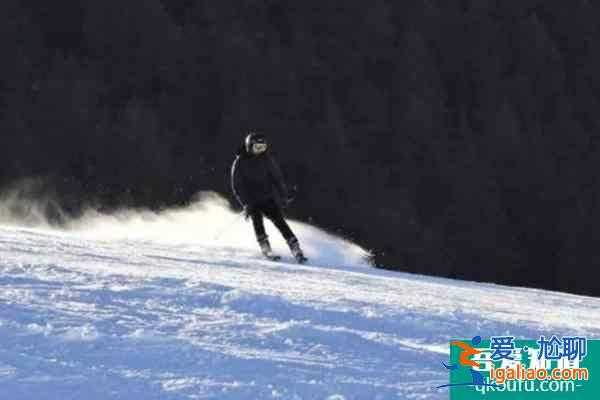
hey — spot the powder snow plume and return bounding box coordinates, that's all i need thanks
[0,188,371,268]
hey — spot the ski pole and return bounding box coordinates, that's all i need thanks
[212,211,245,241]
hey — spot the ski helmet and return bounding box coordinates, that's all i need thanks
[245,132,268,154]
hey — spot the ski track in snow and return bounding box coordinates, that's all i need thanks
[1,198,600,399]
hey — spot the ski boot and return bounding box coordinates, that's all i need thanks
[287,237,307,264]
[258,235,281,261]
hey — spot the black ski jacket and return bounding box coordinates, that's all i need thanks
[231,147,288,208]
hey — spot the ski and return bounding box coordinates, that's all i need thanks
[295,255,308,264]
[263,253,281,261]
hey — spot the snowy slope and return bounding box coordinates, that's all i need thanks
[1,194,599,400]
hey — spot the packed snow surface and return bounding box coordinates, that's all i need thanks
[1,193,599,399]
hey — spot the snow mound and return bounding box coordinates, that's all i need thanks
[1,193,600,399]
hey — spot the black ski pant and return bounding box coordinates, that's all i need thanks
[250,199,295,242]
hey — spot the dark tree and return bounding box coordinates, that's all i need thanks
[1,0,599,296]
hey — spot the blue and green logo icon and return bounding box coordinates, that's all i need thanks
[439,336,598,399]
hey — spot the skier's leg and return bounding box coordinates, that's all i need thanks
[262,201,306,261]
[286,236,306,262]
[261,201,295,241]
[251,208,273,256]
[250,209,266,239]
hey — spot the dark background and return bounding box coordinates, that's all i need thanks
[1,0,599,296]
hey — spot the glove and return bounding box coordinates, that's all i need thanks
[282,193,295,208]
[282,185,297,208]
[243,205,254,221]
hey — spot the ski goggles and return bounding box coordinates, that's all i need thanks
[252,142,268,154]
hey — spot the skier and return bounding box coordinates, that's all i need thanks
[231,132,307,263]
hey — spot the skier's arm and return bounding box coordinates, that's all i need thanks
[231,157,252,207]
[268,155,288,201]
